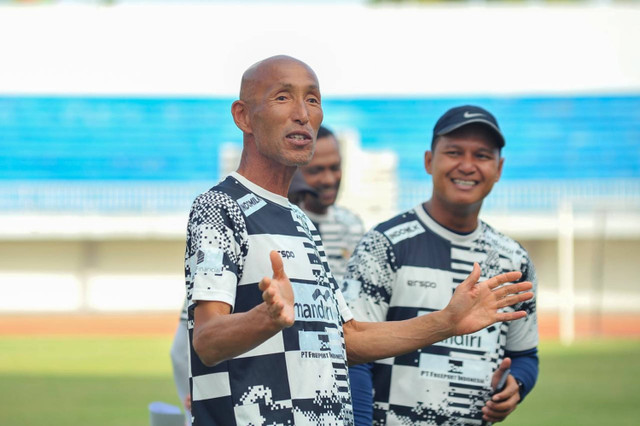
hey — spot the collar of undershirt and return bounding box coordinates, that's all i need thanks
[229,172,290,208]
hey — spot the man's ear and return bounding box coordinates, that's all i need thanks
[231,100,252,134]
[495,156,505,182]
[424,150,434,175]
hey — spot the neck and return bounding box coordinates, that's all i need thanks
[236,146,296,197]
[423,198,481,234]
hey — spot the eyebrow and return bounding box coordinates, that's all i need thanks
[277,83,320,92]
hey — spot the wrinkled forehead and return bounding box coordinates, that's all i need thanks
[242,58,320,100]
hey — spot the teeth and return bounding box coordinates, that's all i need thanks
[453,179,475,186]
[290,134,306,140]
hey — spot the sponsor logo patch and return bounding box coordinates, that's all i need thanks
[340,279,361,303]
[407,279,437,289]
[195,247,224,275]
[292,283,338,323]
[299,329,343,360]
[277,250,296,260]
[237,193,267,217]
[384,220,425,244]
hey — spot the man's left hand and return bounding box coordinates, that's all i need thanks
[483,358,520,423]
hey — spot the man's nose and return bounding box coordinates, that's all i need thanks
[457,153,476,174]
[291,99,309,125]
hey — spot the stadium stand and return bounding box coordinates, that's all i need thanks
[1,95,639,213]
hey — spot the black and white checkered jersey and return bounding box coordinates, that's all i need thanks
[345,205,538,426]
[301,205,365,283]
[185,172,355,426]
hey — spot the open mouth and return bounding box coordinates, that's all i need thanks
[286,131,312,146]
[452,178,478,188]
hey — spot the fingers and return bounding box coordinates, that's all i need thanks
[496,291,533,310]
[460,263,481,290]
[260,276,288,319]
[491,358,511,390]
[484,378,519,421]
[495,310,527,322]
[485,270,523,290]
[259,276,271,292]
[494,281,532,299]
[269,250,286,280]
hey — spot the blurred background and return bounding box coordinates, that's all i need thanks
[0,0,639,425]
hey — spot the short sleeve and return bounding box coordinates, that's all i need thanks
[505,249,539,351]
[185,191,249,311]
[343,229,398,322]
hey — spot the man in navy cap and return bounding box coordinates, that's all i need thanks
[347,105,539,425]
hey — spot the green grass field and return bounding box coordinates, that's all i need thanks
[1,336,639,425]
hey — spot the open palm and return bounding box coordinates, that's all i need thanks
[259,250,295,328]
[445,263,533,336]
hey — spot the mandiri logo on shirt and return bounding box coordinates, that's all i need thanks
[292,283,339,323]
[384,220,425,244]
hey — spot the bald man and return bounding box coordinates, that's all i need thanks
[184,55,534,425]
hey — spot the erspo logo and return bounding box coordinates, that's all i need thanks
[277,250,295,260]
[407,279,437,289]
[384,220,426,244]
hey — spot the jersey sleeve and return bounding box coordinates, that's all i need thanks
[185,191,249,311]
[505,248,539,351]
[343,229,398,322]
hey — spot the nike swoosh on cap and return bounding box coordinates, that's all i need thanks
[463,111,485,118]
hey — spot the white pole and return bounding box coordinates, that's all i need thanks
[558,201,575,345]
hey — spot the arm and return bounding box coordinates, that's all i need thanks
[483,248,540,422]
[193,251,294,367]
[170,318,190,404]
[507,347,539,401]
[344,263,533,365]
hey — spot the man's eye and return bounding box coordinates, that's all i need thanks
[276,96,288,101]
[307,97,320,104]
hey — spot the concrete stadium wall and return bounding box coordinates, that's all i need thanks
[1,234,639,314]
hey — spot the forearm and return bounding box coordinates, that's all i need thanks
[345,311,454,365]
[193,302,282,367]
[506,347,539,401]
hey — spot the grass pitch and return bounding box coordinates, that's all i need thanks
[0,336,639,425]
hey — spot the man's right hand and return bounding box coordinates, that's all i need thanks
[443,263,533,336]
[259,250,295,328]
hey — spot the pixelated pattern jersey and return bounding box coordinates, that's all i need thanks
[185,172,354,426]
[346,205,538,426]
[302,205,365,284]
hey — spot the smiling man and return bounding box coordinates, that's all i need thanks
[291,125,365,282]
[185,59,535,426]
[347,105,539,425]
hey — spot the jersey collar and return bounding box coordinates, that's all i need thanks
[413,203,483,244]
[229,172,290,208]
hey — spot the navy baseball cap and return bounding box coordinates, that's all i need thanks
[432,105,505,148]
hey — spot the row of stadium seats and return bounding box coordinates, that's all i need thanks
[1,95,638,212]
